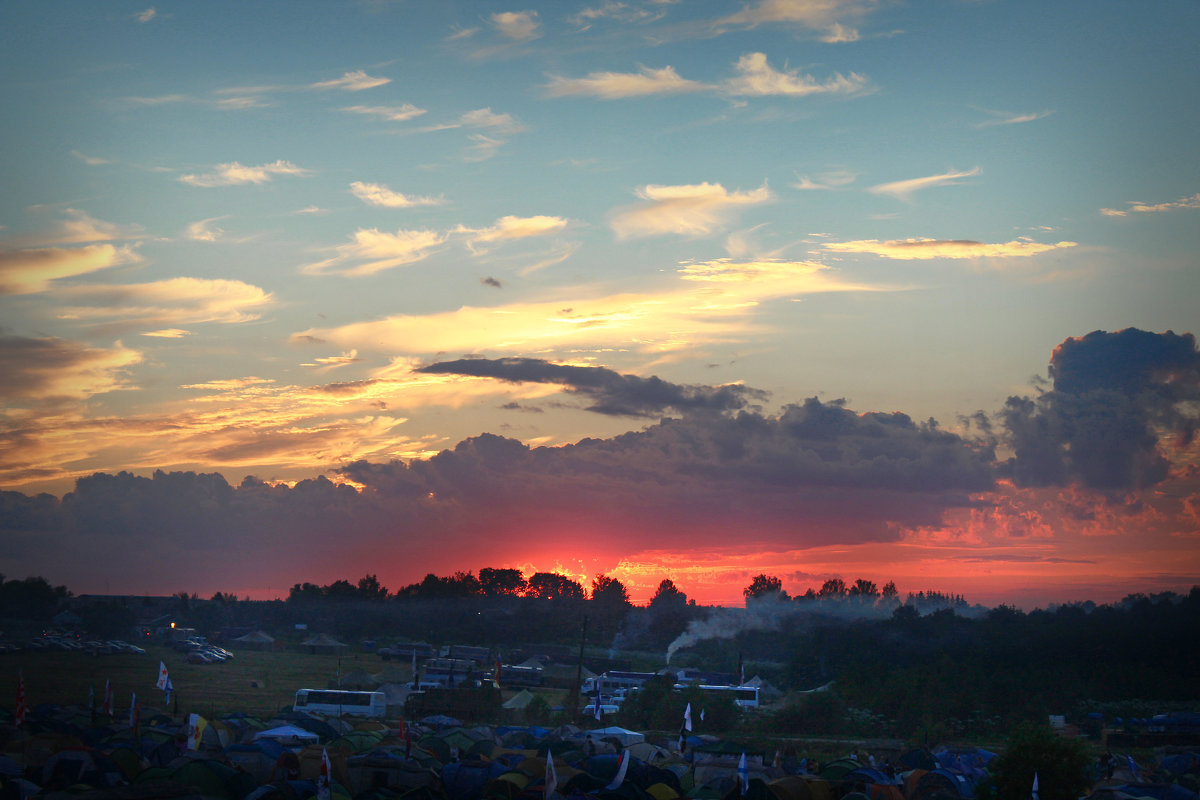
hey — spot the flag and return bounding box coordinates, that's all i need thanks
[1126,755,1139,779]
[103,679,112,716]
[156,661,170,690]
[15,672,27,725]
[684,702,693,732]
[495,659,502,689]
[545,752,558,800]
[737,752,749,796]
[701,708,706,722]
[129,692,139,733]
[188,713,207,751]
[593,684,602,721]
[411,649,418,687]
[163,675,173,706]
[1031,772,1039,800]
[605,751,629,791]
[316,747,332,800]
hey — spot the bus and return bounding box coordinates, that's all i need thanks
[293,689,387,718]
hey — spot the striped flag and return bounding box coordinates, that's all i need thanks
[316,747,332,800]
[605,751,629,791]
[684,702,693,732]
[15,672,27,725]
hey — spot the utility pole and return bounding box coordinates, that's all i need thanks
[571,615,588,721]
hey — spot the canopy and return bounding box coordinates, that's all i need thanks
[254,725,320,743]
[588,726,645,746]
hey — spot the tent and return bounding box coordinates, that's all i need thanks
[503,690,536,710]
[300,634,348,654]
[254,725,321,745]
[233,630,277,650]
[588,726,645,746]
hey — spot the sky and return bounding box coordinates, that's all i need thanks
[1,0,1199,610]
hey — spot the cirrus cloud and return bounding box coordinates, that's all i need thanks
[350,181,445,208]
[179,160,310,187]
[1101,193,1200,217]
[0,244,142,295]
[868,167,982,201]
[309,70,391,91]
[55,277,274,327]
[611,181,772,239]
[301,228,448,277]
[822,237,1078,260]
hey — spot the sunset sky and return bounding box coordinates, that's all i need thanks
[2,1,1198,610]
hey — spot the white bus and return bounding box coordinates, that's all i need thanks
[293,689,387,718]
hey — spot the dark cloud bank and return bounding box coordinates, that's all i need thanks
[1,329,1197,593]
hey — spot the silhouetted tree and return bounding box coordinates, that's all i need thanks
[526,572,584,600]
[479,567,526,596]
[744,574,788,602]
[357,574,388,601]
[819,578,846,597]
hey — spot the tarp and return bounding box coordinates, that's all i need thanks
[588,726,645,746]
[254,725,321,744]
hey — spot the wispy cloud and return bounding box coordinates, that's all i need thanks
[0,334,142,403]
[343,104,428,122]
[611,182,772,238]
[792,170,857,191]
[301,228,448,277]
[456,215,569,252]
[823,237,1078,260]
[184,216,229,242]
[350,181,445,208]
[300,350,363,371]
[292,256,882,357]
[309,70,391,91]
[56,277,274,327]
[0,244,141,295]
[546,65,711,99]
[179,160,310,187]
[712,0,875,41]
[868,167,981,201]
[491,10,542,41]
[723,53,869,97]
[135,7,156,23]
[546,53,867,100]
[142,329,191,339]
[974,109,1054,128]
[1100,192,1200,217]
[568,2,666,29]
[71,150,111,166]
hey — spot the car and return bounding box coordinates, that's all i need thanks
[186,651,214,664]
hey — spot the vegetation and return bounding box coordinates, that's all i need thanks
[980,722,1093,800]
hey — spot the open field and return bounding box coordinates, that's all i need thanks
[0,644,380,719]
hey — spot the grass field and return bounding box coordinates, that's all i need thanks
[0,644,383,719]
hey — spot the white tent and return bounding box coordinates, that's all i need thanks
[588,726,645,746]
[253,725,320,744]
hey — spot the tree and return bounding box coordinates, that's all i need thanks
[818,578,846,598]
[649,579,687,608]
[881,581,899,600]
[744,574,789,602]
[479,567,526,597]
[357,574,388,601]
[984,722,1091,800]
[591,575,630,606]
[848,579,879,600]
[526,572,584,601]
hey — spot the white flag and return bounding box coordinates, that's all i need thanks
[317,747,332,800]
[156,661,170,690]
[605,751,629,791]
[129,692,138,728]
[738,751,749,796]
[1031,772,1039,800]
[684,702,693,732]
[545,753,557,800]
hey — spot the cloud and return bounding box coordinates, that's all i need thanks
[0,334,142,402]
[342,104,428,122]
[1100,193,1200,217]
[568,2,666,28]
[184,216,229,242]
[1001,329,1200,492]
[291,256,883,357]
[723,53,869,97]
[55,277,274,327]
[491,10,542,41]
[821,22,860,42]
[416,356,768,417]
[141,329,191,339]
[712,0,876,38]
[611,182,772,238]
[974,109,1054,128]
[793,170,858,191]
[135,7,156,23]
[545,65,711,99]
[71,150,111,166]
[822,237,1078,260]
[301,228,448,277]
[868,167,982,201]
[179,160,310,187]
[300,350,363,371]
[309,70,391,91]
[349,181,445,208]
[0,244,141,295]
[456,215,569,252]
